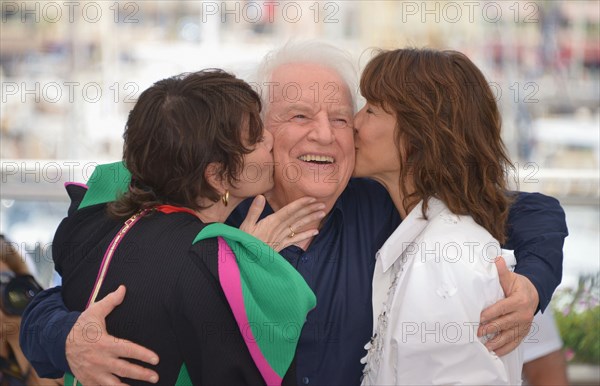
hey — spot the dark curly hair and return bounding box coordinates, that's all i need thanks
[361,48,514,243]
[109,69,263,219]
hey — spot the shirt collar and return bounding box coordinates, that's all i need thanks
[330,195,345,221]
[378,197,446,273]
[261,197,344,221]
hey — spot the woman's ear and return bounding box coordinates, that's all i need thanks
[204,162,226,194]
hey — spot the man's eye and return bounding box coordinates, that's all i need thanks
[331,118,348,127]
[366,108,374,114]
[291,114,308,122]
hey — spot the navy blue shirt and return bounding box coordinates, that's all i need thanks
[20,179,568,385]
[228,179,401,386]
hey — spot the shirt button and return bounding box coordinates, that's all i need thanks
[302,377,310,384]
[301,256,308,263]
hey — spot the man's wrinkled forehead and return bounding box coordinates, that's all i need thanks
[267,63,353,105]
[274,99,354,118]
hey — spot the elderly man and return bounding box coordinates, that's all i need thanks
[21,42,567,386]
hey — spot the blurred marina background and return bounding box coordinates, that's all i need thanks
[1,0,599,378]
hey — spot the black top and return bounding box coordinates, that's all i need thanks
[54,186,295,385]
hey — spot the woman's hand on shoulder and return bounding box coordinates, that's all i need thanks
[239,196,325,251]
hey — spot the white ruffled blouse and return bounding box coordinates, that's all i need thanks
[361,198,522,385]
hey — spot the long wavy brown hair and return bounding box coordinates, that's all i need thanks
[360,48,514,243]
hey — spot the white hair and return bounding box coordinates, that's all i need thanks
[252,40,358,115]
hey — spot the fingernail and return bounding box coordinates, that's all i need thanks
[318,211,326,218]
[150,357,159,365]
[313,230,319,236]
[150,375,159,383]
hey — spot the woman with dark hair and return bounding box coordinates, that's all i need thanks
[354,49,523,384]
[53,69,324,385]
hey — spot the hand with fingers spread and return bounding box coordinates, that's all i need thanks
[239,195,326,251]
[66,285,160,385]
[478,256,539,356]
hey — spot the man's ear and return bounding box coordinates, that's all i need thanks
[204,162,226,194]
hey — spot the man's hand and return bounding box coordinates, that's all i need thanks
[66,285,160,385]
[478,256,539,356]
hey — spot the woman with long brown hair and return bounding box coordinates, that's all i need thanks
[354,49,523,384]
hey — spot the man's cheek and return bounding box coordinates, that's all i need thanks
[266,116,289,131]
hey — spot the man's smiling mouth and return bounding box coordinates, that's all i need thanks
[298,154,335,164]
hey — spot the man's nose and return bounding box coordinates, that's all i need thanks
[307,115,335,144]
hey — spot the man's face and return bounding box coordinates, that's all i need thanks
[265,63,355,207]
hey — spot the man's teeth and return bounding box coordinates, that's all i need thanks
[298,155,335,163]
